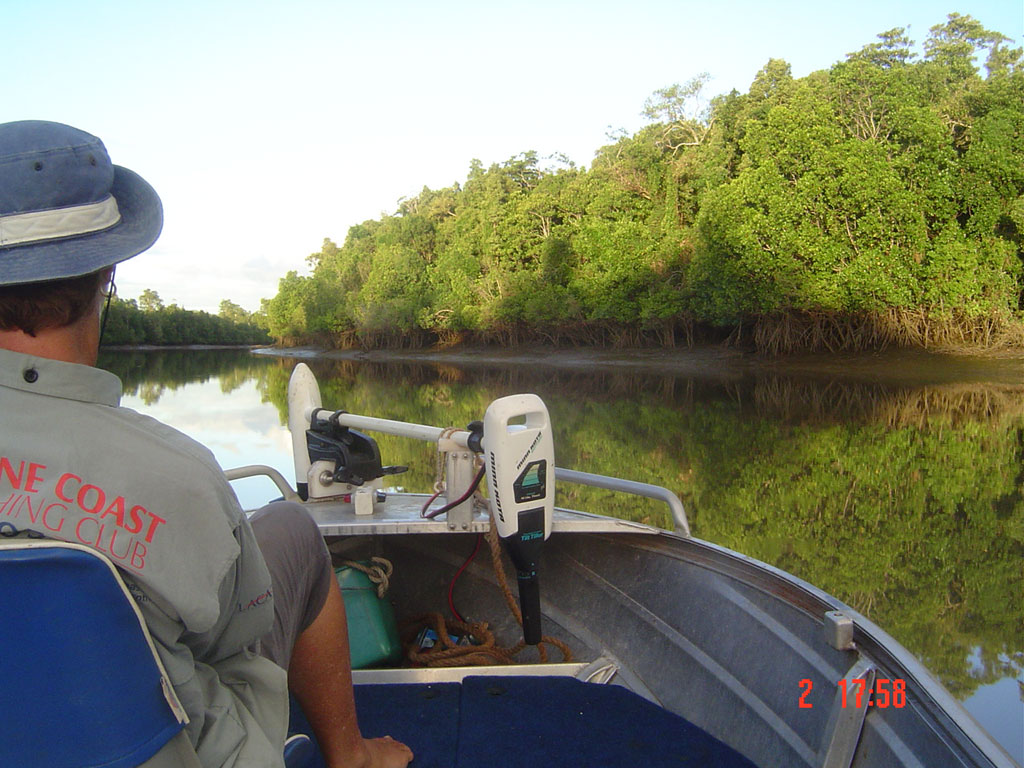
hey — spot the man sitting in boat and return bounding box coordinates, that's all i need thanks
[0,120,413,768]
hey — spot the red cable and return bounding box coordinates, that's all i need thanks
[447,533,483,623]
[424,465,485,519]
[420,488,443,517]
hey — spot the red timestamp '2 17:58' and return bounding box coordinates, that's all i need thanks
[798,678,907,709]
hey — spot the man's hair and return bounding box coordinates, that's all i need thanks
[0,271,105,336]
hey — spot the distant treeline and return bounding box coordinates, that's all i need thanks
[102,293,271,347]
[263,14,1024,354]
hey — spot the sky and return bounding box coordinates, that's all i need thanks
[4,0,1022,314]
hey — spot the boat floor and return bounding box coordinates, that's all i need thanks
[289,673,757,768]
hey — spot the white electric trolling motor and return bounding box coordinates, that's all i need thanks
[482,394,555,645]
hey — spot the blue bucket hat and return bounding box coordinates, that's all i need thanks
[0,120,162,285]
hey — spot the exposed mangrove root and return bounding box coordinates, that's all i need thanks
[752,309,1024,355]
[273,317,701,352]
[460,317,697,350]
[270,309,1022,359]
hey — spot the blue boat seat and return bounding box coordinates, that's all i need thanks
[289,675,760,768]
[0,541,197,768]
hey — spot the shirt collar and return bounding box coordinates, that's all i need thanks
[0,348,122,406]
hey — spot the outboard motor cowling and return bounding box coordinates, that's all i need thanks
[483,394,554,645]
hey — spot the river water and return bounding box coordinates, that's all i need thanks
[98,346,1024,763]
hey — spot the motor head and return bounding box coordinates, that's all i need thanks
[483,394,554,644]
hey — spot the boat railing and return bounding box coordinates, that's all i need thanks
[225,410,690,536]
[224,465,301,502]
[554,467,690,536]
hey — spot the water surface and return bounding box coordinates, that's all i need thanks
[99,346,1024,763]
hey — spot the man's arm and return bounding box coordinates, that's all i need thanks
[287,576,414,768]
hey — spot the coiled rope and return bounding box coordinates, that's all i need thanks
[338,556,393,599]
[403,499,573,667]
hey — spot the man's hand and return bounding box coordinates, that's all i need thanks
[360,735,413,768]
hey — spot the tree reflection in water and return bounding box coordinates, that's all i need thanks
[98,348,1024,758]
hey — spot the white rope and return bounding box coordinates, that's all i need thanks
[433,427,460,494]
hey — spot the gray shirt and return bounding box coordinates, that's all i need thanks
[0,348,288,767]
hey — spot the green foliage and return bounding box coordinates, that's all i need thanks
[102,295,270,347]
[642,73,715,152]
[847,27,916,69]
[923,12,1020,80]
[219,299,251,325]
[138,288,164,313]
[692,20,1024,332]
[355,242,429,336]
[570,218,661,323]
[264,14,1024,351]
